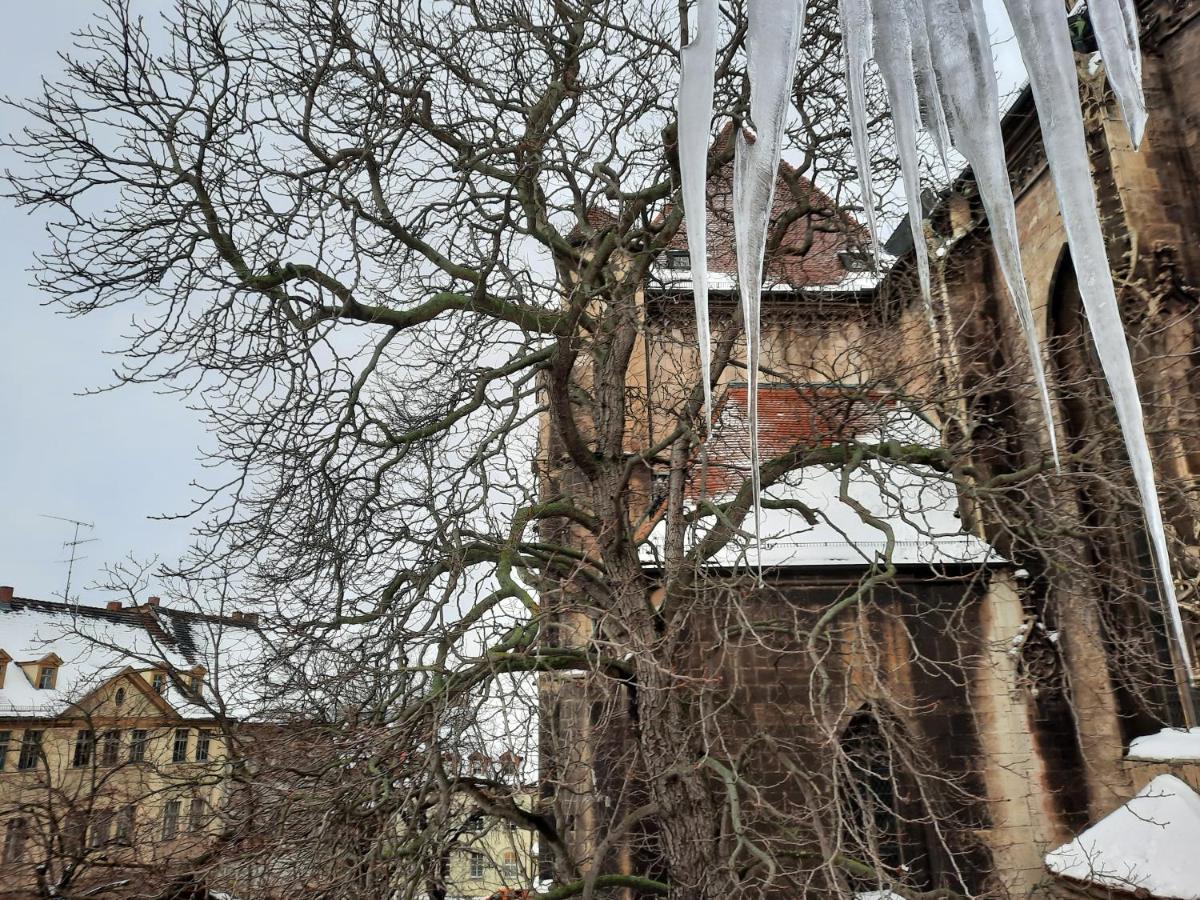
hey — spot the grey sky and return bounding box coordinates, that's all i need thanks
[0,0,198,602]
[0,1,1024,603]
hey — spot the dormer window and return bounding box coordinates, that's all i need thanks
[188,666,206,699]
[0,651,9,689]
[20,654,62,690]
[662,249,692,271]
[37,665,57,690]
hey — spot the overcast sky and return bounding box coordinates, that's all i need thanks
[0,1,1025,604]
[0,0,198,603]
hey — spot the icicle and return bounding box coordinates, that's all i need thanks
[919,0,1061,468]
[678,0,719,430]
[901,0,951,176]
[734,0,806,571]
[838,0,879,260]
[867,0,931,309]
[1002,0,1192,680]
[1088,0,1147,149]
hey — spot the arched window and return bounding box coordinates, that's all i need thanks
[841,707,911,875]
[1049,245,1198,732]
[838,704,942,892]
[501,848,520,879]
[1048,246,1106,461]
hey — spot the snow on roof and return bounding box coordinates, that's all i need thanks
[647,265,887,295]
[1127,727,1200,763]
[1044,774,1200,900]
[641,398,998,569]
[0,596,260,721]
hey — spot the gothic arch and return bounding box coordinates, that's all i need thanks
[833,700,995,894]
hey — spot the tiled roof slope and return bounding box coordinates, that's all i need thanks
[0,594,259,719]
[5,596,252,668]
[660,160,859,288]
[692,385,891,496]
[571,125,864,288]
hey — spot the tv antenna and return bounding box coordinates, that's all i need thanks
[40,514,97,603]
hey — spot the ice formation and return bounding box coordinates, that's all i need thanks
[674,1,1193,680]
[731,0,806,563]
[919,0,1061,468]
[1088,0,1147,149]
[865,0,929,308]
[1001,0,1191,677]
[677,0,719,428]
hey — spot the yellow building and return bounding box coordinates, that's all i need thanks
[443,790,540,899]
[0,585,259,897]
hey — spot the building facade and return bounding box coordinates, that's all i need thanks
[540,3,1200,897]
[0,586,258,898]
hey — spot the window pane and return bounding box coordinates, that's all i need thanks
[188,797,208,832]
[91,811,113,848]
[64,816,86,854]
[663,249,691,270]
[101,731,121,767]
[172,729,189,763]
[115,806,135,843]
[161,800,180,841]
[129,730,148,763]
[3,818,27,863]
[72,731,94,768]
[195,730,212,762]
[18,731,43,770]
[502,849,519,877]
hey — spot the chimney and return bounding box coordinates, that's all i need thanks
[106,601,123,611]
[146,596,161,607]
[0,585,12,609]
[233,611,259,627]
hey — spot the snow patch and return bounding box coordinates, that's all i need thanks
[1044,774,1200,899]
[1128,728,1200,763]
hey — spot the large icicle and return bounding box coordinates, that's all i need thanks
[901,0,951,174]
[920,0,1060,466]
[1088,0,1148,148]
[677,0,719,429]
[733,0,806,565]
[839,0,880,259]
[1002,0,1192,680]
[867,0,932,307]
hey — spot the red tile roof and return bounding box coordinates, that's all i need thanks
[692,385,892,496]
[571,125,865,287]
[664,180,855,288]
[660,123,865,287]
